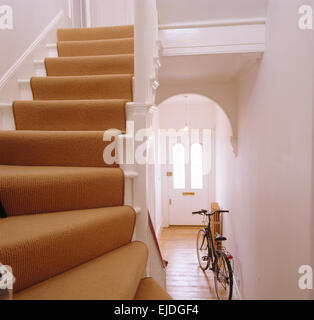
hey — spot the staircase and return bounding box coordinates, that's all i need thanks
[0,25,171,300]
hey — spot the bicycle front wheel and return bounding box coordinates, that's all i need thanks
[214,252,233,300]
[196,229,210,271]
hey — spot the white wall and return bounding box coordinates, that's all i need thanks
[0,0,70,78]
[216,0,313,299]
[157,0,268,25]
[89,0,134,27]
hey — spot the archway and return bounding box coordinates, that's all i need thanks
[156,86,237,156]
[156,93,233,228]
[156,83,238,156]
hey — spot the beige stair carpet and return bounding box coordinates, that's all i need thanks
[0,131,117,167]
[31,74,133,101]
[58,38,134,57]
[135,278,173,300]
[45,54,134,76]
[0,206,136,292]
[0,166,124,216]
[57,25,134,41]
[14,242,148,300]
[0,24,171,300]
[13,99,127,132]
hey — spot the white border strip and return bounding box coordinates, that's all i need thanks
[233,274,243,300]
[0,10,64,90]
[84,0,92,28]
[162,44,265,57]
[159,17,266,30]
[67,0,72,19]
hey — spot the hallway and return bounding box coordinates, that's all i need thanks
[160,226,217,300]
[0,0,313,301]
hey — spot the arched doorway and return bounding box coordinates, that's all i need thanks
[157,93,233,226]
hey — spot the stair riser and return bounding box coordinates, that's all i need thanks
[0,104,15,130]
[17,80,32,100]
[33,60,46,77]
[46,43,58,57]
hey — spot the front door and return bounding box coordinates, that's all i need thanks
[167,130,214,225]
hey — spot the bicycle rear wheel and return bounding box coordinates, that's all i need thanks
[214,252,233,300]
[196,229,210,271]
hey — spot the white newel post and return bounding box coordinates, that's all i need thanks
[126,0,160,278]
[134,0,155,104]
[132,0,158,238]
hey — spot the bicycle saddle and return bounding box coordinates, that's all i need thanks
[215,233,227,241]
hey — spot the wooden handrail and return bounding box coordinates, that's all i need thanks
[147,211,168,269]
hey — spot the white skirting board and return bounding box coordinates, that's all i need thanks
[233,274,243,300]
[0,103,15,130]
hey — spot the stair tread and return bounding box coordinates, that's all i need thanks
[57,25,134,42]
[31,74,133,101]
[13,99,127,131]
[45,54,134,76]
[134,278,173,300]
[0,130,119,167]
[57,38,134,57]
[0,206,136,292]
[0,165,124,217]
[14,241,147,300]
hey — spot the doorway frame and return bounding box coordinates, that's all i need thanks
[162,128,216,227]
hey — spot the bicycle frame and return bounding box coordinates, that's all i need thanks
[194,209,230,268]
[203,214,219,268]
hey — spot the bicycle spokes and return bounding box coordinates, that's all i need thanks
[214,253,233,300]
[197,229,210,271]
[200,237,207,250]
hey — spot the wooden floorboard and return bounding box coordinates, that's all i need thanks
[160,226,217,300]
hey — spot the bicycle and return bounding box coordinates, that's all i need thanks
[192,209,233,300]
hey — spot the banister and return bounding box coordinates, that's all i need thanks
[133,0,165,280]
[147,210,168,269]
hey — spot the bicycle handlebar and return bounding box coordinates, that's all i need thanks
[192,209,229,216]
[192,209,207,215]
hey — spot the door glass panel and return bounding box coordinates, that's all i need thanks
[173,144,185,189]
[191,143,203,189]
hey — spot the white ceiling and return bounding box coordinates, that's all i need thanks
[159,53,257,84]
[157,0,269,25]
